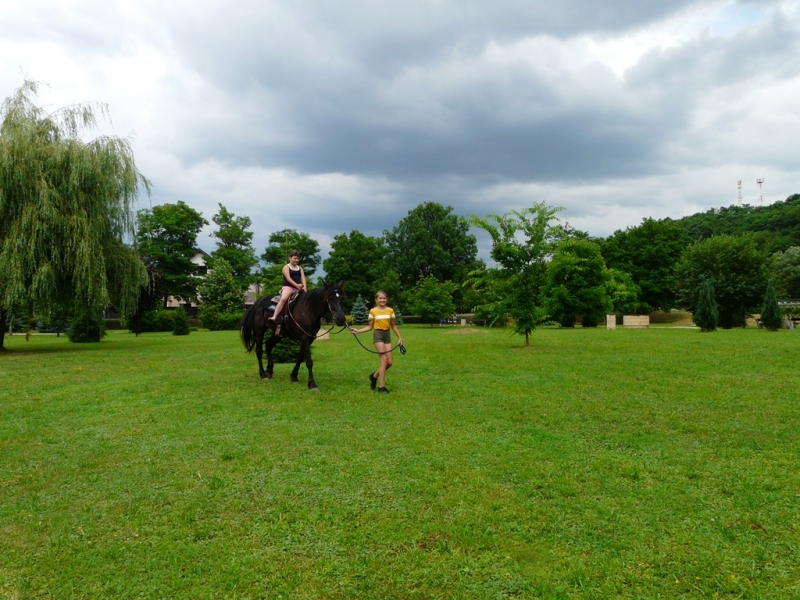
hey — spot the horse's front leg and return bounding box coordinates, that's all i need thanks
[290,338,317,390]
[290,343,304,384]
[305,340,317,391]
[264,334,279,380]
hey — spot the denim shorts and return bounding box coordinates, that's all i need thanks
[373,329,391,344]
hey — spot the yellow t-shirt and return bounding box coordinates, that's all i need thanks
[369,307,395,330]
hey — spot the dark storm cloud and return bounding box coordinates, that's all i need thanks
[5,0,798,253]
[154,0,791,190]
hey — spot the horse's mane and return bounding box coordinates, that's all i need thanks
[292,284,334,319]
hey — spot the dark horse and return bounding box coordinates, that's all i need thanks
[240,281,346,390]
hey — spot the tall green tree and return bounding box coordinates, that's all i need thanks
[768,246,800,299]
[197,258,243,314]
[136,201,207,307]
[542,239,612,328]
[322,231,388,311]
[467,203,563,346]
[600,218,692,311]
[605,268,647,315]
[0,80,150,349]
[384,202,481,302]
[209,203,257,289]
[674,235,768,328]
[261,229,321,278]
[258,265,286,298]
[408,276,456,327]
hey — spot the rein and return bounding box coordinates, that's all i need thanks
[350,333,407,355]
[284,295,347,340]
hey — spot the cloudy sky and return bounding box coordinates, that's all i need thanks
[2,0,799,265]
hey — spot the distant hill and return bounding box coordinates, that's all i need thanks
[678,193,800,253]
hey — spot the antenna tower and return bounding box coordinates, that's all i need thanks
[756,178,765,205]
[737,180,742,206]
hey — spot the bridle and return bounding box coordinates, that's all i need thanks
[283,291,348,340]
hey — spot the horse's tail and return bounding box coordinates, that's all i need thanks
[241,298,266,353]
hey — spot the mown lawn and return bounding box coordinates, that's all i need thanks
[1,325,798,599]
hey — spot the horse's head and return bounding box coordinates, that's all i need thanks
[324,280,347,326]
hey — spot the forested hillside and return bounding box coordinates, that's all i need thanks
[678,193,800,253]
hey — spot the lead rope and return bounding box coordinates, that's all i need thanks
[350,332,407,355]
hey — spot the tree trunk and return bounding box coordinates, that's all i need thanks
[0,307,7,350]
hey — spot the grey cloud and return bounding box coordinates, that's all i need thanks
[628,12,800,90]
[7,0,798,251]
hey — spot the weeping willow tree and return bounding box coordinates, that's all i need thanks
[0,80,150,349]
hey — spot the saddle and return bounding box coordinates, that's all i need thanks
[268,291,301,330]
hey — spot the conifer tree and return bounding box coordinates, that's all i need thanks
[760,279,783,331]
[351,294,369,324]
[693,277,718,332]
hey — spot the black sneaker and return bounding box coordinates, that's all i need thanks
[369,372,378,390]
[377,387,389,393]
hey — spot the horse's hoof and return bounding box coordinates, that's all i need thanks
[309,386,319,392]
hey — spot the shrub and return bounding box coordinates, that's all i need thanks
[172,306,191,336]
[198,305,242,331]
[581,314,600,328]
[559,315,576,328]
[265,331,303,363]
[132,310,175,333]
[67,310,107,343]
[216,313,242,330]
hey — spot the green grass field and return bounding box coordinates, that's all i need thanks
[1,325,798,599]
